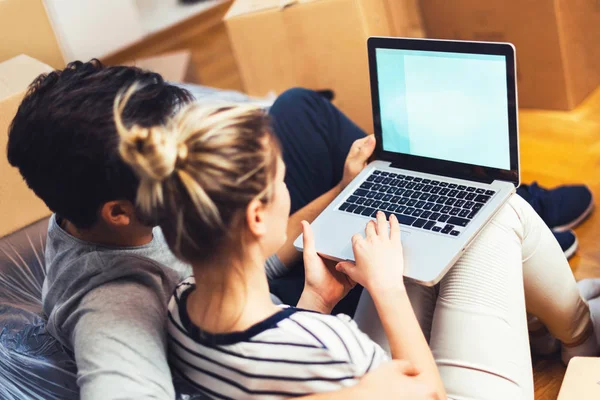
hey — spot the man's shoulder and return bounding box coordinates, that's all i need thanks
[47,248,180,295]
[45,215,183,282]
[43,228,181,317]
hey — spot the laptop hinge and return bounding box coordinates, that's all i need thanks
[389,162,495,185]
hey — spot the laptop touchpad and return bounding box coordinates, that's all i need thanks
[342,231,411,261]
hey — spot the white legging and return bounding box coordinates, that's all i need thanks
[354,194,591,400]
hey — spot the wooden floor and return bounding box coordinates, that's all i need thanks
[522,87,600,399]
[102,2,600,396]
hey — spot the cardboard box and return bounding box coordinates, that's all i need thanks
[0,0,65,69]
[0,55,52,237]
[420,0,600,110]
[123,50,197,83]
[557,357,600,399]
[224,0,425,134]
[385,0,425,39]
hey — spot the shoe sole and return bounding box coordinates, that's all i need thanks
[553,194,595,232]
[564,233,579,260]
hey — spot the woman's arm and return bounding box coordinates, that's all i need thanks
[369,286,445,397]
[296,361,439,400]
[336,212,446,398]
[277,135,376,267]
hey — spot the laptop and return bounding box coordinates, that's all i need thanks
[294,37,520,286]
[557,357,600,399]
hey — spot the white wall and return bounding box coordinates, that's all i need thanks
[43,0,144,62]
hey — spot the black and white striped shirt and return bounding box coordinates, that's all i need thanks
[167,278,390,399]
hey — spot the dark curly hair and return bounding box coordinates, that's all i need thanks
[6,59,193,228]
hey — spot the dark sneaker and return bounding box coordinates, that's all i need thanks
[517,182,594,231]
[553,230,578,259]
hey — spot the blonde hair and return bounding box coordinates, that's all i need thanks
[114,83,280,263]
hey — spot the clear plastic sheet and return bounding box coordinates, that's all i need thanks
[0,227,79,399]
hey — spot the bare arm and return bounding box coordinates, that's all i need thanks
[295,360,439,400]
[370,287,445,397]
[277,135,376,267]
[336,213,446,398]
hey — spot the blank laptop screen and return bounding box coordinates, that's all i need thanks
[376,48,511,170]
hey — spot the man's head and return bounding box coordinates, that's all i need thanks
[7,59,193,235]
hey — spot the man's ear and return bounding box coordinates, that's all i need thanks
[246,198,267,238]
[99,200,136,227]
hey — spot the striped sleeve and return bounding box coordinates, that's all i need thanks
[334,313,390,375]
[289,312,390,377]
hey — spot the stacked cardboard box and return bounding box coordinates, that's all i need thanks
[225,0,425,134]
[420,0,600,110]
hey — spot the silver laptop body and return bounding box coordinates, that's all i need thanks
[294,38,520,286]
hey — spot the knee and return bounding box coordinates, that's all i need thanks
[271,87,322,114]
[488,194,526,236]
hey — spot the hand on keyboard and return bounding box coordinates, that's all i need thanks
[336,211,405,293]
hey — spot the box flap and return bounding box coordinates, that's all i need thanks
[225,0,321,19]
[0,55,52,100]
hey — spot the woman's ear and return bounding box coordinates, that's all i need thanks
[246,198,267,238]
[99,200,136,227]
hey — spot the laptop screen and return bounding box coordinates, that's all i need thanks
[376,48,511,171]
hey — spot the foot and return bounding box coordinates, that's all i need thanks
[553,230,578,259]
[560,279,600,364]
[517,182,594,231]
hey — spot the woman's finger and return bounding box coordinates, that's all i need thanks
[376,211,387,237]
[365,220,377,239]
[301,221,317,254]
[389,214,401,242]
[336,261,355,276]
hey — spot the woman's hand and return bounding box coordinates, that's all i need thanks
[297,221,356,313]
[336,211,405,293]
[338,136,376,190]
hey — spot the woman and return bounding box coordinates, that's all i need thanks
[115,85,598,399]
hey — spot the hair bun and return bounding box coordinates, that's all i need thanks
[114,83,180,182]
[122,125,178,181]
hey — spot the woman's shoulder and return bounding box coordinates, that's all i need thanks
[272,309,363,348]
[290,308,356,326]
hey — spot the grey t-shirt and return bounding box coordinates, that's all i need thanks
[43,214,287,399]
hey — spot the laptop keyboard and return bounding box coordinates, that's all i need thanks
[338,170,496,236]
